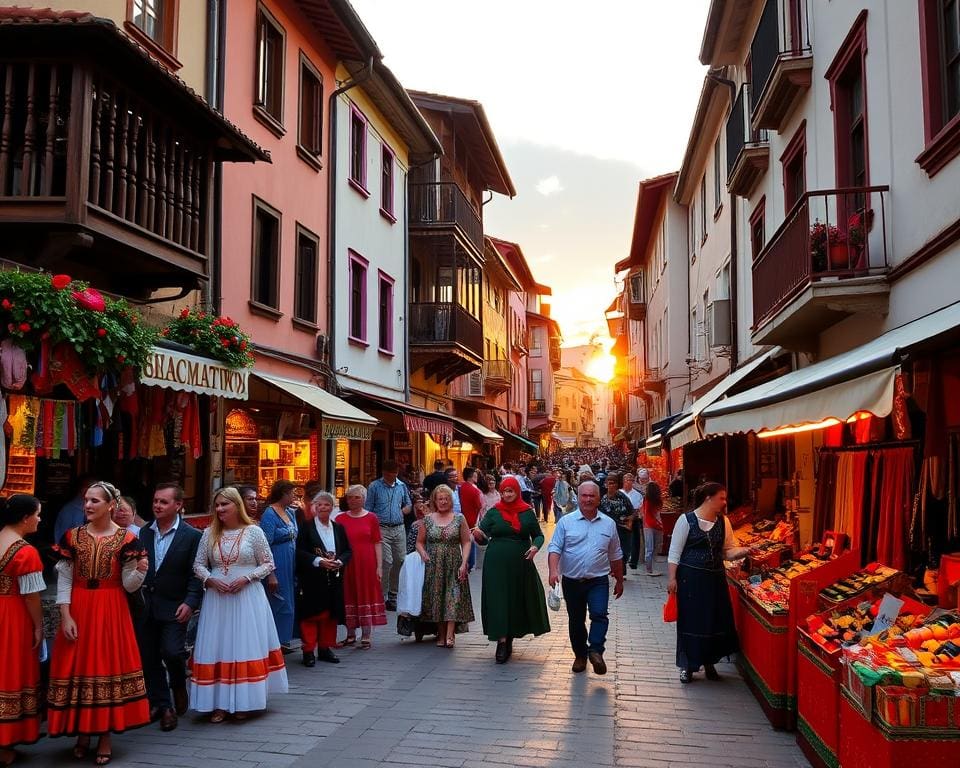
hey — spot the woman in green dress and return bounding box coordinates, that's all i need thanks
[475,476,550,664]
[415,485,475,648]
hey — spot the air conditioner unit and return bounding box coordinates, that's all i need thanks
[708,299,731,347]
[628,272,645,303]
[467,371,484,396]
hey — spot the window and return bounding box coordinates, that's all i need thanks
[716,261,731,300]
[749,197,766,260]
[530,327,543,357]
[380,145,395,218]
[529,369,543,401]
[255,4,285,131]
[781,121,807,212]
[918,0,960,175]
[713,136,722,214]
[699,176,707,242]
[349,108,367,192]
[348,252,368,343]
[826,12,868,196]
[688,205,696,258]
[127,0,179,66]
[294,226,319,325]
[298,54,323,164]
[377,272,394,353]
[251,199,281,311]
[690,308,698,362]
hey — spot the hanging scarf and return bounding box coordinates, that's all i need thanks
[494,476,530,531]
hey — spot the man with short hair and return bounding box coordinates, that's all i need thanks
[138,483,203,732]
[366,460,412,611]
[423,460,447,494]
[548,481,624,675]
[623,472,645,570]
[444,467,462,515]
[460,467,485,570]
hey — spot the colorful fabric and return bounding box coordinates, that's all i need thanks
[419,514,474,625]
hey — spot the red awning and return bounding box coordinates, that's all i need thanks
[403,414,453,440]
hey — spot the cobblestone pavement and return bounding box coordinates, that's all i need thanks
[25,527,809,768]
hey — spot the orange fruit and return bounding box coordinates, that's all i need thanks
[918,627,934,642]
[931,625,948,641]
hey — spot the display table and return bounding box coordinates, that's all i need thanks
[733,551,860,730]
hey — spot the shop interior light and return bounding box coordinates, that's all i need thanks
[756,411,874,439]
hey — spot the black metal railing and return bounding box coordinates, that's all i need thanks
[751,0,812,108]
[408,181,483,254]
[409,302,482,357]
[528,399,547,416]
[726,83,768,179]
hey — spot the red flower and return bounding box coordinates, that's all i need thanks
[240,340,247,350]
[72,288,106,312]
[160,327,169,337]
[23,309,30,317]
[117,354,126,363]
[180,307,190,319]
[18,322,30,332]
[97,328,107,337]
[221,338,230,347]
[0,299,10,310]
[51,274,72,290]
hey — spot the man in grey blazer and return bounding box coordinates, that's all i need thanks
[138,483,203,732]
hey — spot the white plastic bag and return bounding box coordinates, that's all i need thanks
[396,553,425,617]
[547,582,562,611]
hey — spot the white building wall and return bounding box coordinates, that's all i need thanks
[333,92,409,400]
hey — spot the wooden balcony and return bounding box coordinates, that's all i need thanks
[752,186,891,349]
[528,399,547,417]
[409,181,483,257]
[726,84,768,198]
[627,297,646,321]
[482,359,511,394]
[642,369,666,396]
[0,18,266,297]
[549,337,561,371]
[750,0,813,132]
[409,302,482,382]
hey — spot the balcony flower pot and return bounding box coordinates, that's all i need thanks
[829,242,850,270]
[810,221,841,272]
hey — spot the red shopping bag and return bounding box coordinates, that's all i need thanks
[662,593,678,623]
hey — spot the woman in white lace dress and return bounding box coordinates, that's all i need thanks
[190,487,288,722]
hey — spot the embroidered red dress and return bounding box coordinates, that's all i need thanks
[0,540,43,749]
[47,526,150,736]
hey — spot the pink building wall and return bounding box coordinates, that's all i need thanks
[525,314,554,433]
[220,0,336,376]
[509,291,528,433]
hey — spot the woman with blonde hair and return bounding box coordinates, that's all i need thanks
[190,487,288,722]
[338,485,386,648]
[416,485,474,648]
[48,481,150,765]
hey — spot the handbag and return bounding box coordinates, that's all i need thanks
[396,553,425,617]
[662,592,678,623]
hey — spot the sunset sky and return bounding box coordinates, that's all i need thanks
[350,0,712,347]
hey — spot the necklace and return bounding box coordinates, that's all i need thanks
[217,528,245,576]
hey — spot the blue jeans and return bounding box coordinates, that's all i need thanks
[561,575,610,656]
[644,527,662,572]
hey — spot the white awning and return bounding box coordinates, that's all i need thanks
[701,300,960,435]
[666,347,781,448]
[453,417,503,443]
[141,346,250,400]
[253,372,378,440]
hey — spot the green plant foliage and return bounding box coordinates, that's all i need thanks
[162,308,254,369]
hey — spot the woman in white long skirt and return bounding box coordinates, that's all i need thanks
[191,487,288,722]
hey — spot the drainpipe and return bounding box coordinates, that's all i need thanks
[207,0,226,314]
[326,58,375,389]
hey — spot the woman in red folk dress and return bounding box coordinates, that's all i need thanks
[0,495,45,767]
[48,481,150,766]
[338,485,386,649]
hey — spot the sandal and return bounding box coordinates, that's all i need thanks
[339,636,356,647]
[445,637,455,649]
[210,709,227,724]
[679,669,692,684]
[359,638,372,650]
[95,752,112,766]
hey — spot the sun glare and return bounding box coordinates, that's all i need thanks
[585,353,616,383]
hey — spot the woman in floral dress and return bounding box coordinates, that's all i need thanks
[416,485,474,648]
[191,487,288,722]
[0,495,45,767]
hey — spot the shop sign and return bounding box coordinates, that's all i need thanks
[322,419,374,441]
[141,347,249,400]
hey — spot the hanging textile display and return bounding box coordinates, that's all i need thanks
[873,447,915,571]
[813,451,839,542]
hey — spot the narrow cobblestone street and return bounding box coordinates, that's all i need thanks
[26,532,809,768]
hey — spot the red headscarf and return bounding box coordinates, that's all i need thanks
[495,476,531,531]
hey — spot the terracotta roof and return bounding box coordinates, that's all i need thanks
[0,7,270,163]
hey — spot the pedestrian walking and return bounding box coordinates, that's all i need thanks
[0,495,44,767]
[599,472,635,567]
[547,481,624,675]
[137,483,203,732]
[667,482,752,683]
[458,467,485,571]
[338,485,387,648]
[259,481,298,649]
[474,476,550,664]
[415,485,474,648]
[295,491,351,667]
[49,481,151,765]
[190,487,288,721]
[397,493,440,642]
[552,469,574,521]
[538,468,556,523]
[366,460,412,612]
[622,472,644,569]
[641,482,664,576]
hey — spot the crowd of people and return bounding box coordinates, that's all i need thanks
[0,447,753,765]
